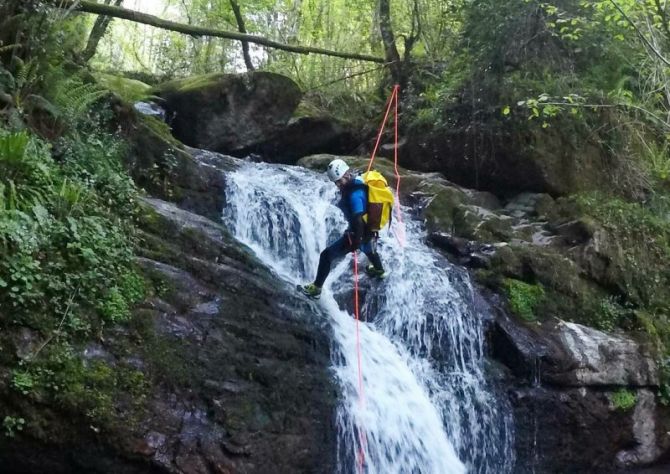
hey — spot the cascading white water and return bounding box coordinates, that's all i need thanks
[223,161,515,473]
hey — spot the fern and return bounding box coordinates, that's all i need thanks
[14,57,38,93]
[0,44,20,54]
[0,131,29,163]
[2,181,19,212]
[50,76,108,125]
[0,180,48,213]
[0,131,30,179]
[52,178,90,218]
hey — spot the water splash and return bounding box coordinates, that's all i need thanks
[223,161,514,473]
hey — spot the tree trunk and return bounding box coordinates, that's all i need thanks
[378,0,402,85]
[229,0,254,71]
[46,0,386,64]
[82,0,123,62]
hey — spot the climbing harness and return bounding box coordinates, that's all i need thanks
[352,84,403,472]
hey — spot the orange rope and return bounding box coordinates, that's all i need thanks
[352,85,402,472]
[391,85,405,247]
[366,86,398,174]
[352,251,367,472]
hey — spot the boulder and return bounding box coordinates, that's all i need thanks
[403,116,623,198]
[119,106,238,221]
[155,72,302,154]
[492,316,659,387]
[489,312,670,472]
[238,115,360,163]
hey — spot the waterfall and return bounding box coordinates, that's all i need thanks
[222,161,515,473]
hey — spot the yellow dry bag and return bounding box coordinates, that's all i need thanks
[362,170,394,231]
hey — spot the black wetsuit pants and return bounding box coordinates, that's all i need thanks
[314,232,383,288]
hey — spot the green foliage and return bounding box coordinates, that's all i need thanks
[99,287,131,324]
[0,1,154,435]
[504,278,546,322]
[591,296,628,332]
[11,369,35,395]
[611,388,637,411]
[640,138,670,183]
[0,96,145,429]
[2,416,25,437]
[11,343,148,425]
[47,74,109,127]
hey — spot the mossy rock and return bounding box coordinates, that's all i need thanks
[94,72,153,104]
[154,71,302,154]
[423,185,464,233]
[121,109,228,221]
[486,244,611,326]
[556,193,670,308]
[154,72,228,94]
[422,183,512,242]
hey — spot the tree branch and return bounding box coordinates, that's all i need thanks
[229,0,254,71]
[46,0,386,64]
[652,0,670,44]
[378,0,402,84]
[82,0,123,62]
[609,0,670,67]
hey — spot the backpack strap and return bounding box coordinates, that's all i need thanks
[388,204,393,234]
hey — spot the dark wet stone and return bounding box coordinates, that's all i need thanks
[155,72,302,155]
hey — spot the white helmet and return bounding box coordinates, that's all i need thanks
[327,159,349,182]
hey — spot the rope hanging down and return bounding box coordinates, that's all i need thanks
[352,85,402,472]
[366,85,405,246]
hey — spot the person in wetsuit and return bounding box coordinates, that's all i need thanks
[298,159,386,300]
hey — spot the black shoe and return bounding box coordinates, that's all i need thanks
[365,264,388,279]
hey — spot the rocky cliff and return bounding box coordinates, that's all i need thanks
[0,107,337,473]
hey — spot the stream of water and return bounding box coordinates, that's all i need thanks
[222,161,514,473]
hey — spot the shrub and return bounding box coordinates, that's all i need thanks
[504,279,546,322]
[611,388,637,411]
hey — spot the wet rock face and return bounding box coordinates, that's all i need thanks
[121,108,239,221]
[511,385,635,473]
[237,115,359,163]
[156,72,302,155]
[0,147,336,473]
[550,322,658,387]
[127,197,337,473]
[489,313,670,472]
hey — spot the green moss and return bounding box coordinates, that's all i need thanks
[94,72,152,103]
[611,388,637,411]
[504,278,545,322]
[570,192,670,307]
[139,114,182,149]
[12,342,148,430]
[292,99,326,120]
[155,73,226,94]
[141,330,194,388]
[423,186,464,233]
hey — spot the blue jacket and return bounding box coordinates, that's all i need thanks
[338,177,367,230]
